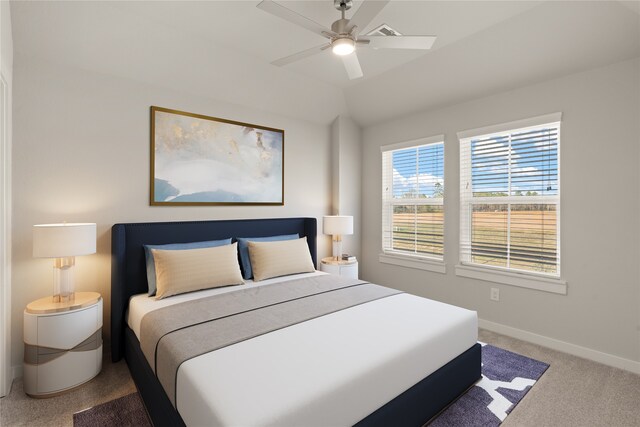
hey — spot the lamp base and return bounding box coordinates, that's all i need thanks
[332,236,343,261]
[53,257,76,303]
[53,293,75,304]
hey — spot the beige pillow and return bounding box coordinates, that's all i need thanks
[152,243,244,299]
[248,237,315,282]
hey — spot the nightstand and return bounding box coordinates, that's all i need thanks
[23,292,103,397]
[320,257,359,279]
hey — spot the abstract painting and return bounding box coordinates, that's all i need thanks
[150,107,284,205]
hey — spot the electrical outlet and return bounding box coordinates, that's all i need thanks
[490,287,500,301]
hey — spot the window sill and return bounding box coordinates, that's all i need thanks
[455,264,567,295]
[379,253,446,274]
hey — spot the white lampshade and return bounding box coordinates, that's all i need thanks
[33,223,97,258]
[323,216,353,236]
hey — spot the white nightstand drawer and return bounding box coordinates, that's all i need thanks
[320,257,359,279]
[33,346,102,394]
[36,305,100,349]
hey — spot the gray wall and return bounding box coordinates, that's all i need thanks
[330,116,362,258]
[11,54,334,370]
[1,0,14,395]
[360,58,640,366]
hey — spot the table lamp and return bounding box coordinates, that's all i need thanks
[323,215,353,261]
[33,223,96,303]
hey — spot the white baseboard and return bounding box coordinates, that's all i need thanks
[12,364,22,381]
[479,318,640,375]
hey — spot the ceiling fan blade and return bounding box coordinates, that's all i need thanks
[347,0,390,33]
[362,35,437,50]
[341,52,363,80]
[257,0,336,39]
[272,43,331,67]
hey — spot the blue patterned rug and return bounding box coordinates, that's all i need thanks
[430,343,549,426]
[74,344,548,427]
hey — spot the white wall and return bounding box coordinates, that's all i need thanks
[11,54,333,371]
[1,0,14,395]
[0,0,12,75]
[361,58,640,368]
[329,116,362,257]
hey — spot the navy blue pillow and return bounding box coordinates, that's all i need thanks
[143,238,232,296]
[237,234,299,279]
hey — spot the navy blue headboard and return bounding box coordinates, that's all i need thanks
[111,217,317,362]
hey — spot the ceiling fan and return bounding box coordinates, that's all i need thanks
[256,0,437,80]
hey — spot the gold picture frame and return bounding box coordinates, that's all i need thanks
[150,106,284,206]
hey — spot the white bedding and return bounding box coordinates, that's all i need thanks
[128,272,478,427]
[127,271,325,340]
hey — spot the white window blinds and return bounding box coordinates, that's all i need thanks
[382,137,444,260]
[459,115,560,276]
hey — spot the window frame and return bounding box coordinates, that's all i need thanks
[380,135,446,273]
[456,113,567,294]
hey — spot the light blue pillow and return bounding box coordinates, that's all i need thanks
[237,234,299,279]
[143,238,232,296]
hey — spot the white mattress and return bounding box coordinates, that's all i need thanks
[128,272,478,427]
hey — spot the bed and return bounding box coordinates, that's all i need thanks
[111,217,481,427]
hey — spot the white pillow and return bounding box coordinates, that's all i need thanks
[248,237,315,282]
[152,243,244,299]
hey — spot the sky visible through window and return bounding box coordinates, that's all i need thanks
[391,128,557,199]
[471,127,558,197]
[392,143,444,198]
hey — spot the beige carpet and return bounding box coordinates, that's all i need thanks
[1,330,639,426]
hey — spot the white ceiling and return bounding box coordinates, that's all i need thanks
[9,1,640,126]
[113,0,544,88]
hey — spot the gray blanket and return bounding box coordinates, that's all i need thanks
[139,274,402,407]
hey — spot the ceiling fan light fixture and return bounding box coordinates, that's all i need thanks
[332,38,355,56]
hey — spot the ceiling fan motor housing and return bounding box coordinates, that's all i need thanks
[331,18,351,35]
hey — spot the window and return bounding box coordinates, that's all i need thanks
[381,135,444,263]
[459,114,561,278]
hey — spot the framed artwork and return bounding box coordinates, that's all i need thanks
[150,106,284,205]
